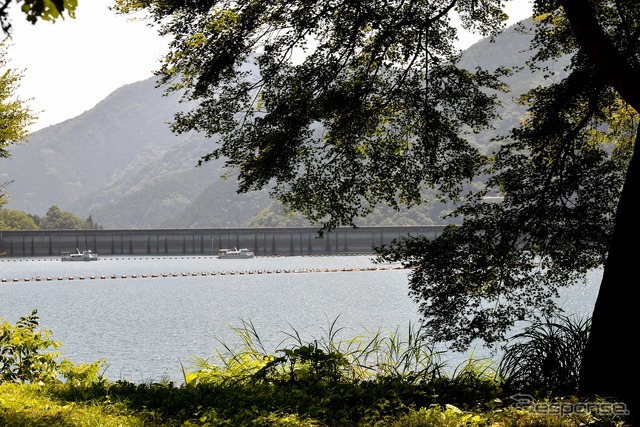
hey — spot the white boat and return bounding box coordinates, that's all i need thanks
[217,248,255,259]
[61,249,98,261]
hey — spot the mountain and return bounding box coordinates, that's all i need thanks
[0,19,560,229]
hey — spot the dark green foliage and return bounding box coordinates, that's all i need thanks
[0,0,76,34]
[257,342,349,384]
[375,2,636,352]
[25,205,103,230]
[47,320,508,426]
[114,0,638,361]
[2,22,563,230]
[0,310,105,386]
[0,313,629,426]
[0,206,102,230]
[498,314,591,397]
[36,319,621,426]
[103,0,640,418]
[0,208,38,229]
[115,0,512,232]
[0,310,60,383]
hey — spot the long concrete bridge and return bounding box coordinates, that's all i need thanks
[0,226,447,258]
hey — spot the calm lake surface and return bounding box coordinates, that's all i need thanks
[0,255,601,383]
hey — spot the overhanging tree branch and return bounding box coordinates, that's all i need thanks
[560,0,640,111]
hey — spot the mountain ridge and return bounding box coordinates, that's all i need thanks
[1,19,556,229]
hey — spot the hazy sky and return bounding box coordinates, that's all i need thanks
[6,1,532,133]
[6,1,168,132]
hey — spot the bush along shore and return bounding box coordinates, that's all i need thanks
[0,310,631,426]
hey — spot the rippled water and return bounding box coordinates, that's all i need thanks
[0,255,601,383]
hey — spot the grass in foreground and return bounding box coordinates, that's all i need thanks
[0,312,630,426]
[1,380,627,426]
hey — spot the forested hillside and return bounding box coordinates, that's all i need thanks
[0,19,561,229]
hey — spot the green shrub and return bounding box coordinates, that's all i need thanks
[498,314,591,396]
[184,318,446,388]
[0,310,62,383]
[0,309,105,386]
[2,313,629,426]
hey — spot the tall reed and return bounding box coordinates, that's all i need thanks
[184,317,448,386]
[497,314,591,396]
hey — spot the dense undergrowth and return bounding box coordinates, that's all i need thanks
[0,310,629,426]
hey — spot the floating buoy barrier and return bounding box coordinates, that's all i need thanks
[1,264,404,283]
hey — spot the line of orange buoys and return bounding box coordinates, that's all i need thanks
[1,266,404,283]
[0,256,405,283]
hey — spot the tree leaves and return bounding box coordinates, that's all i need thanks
[115,1,639,354]
[116,0,512,231]
[0,0,77,34]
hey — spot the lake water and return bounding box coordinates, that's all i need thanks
[0,255,601,383]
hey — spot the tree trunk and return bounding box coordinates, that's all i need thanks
[558,0,640,112]
[555,1,640,422]
[578,125,640,424]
